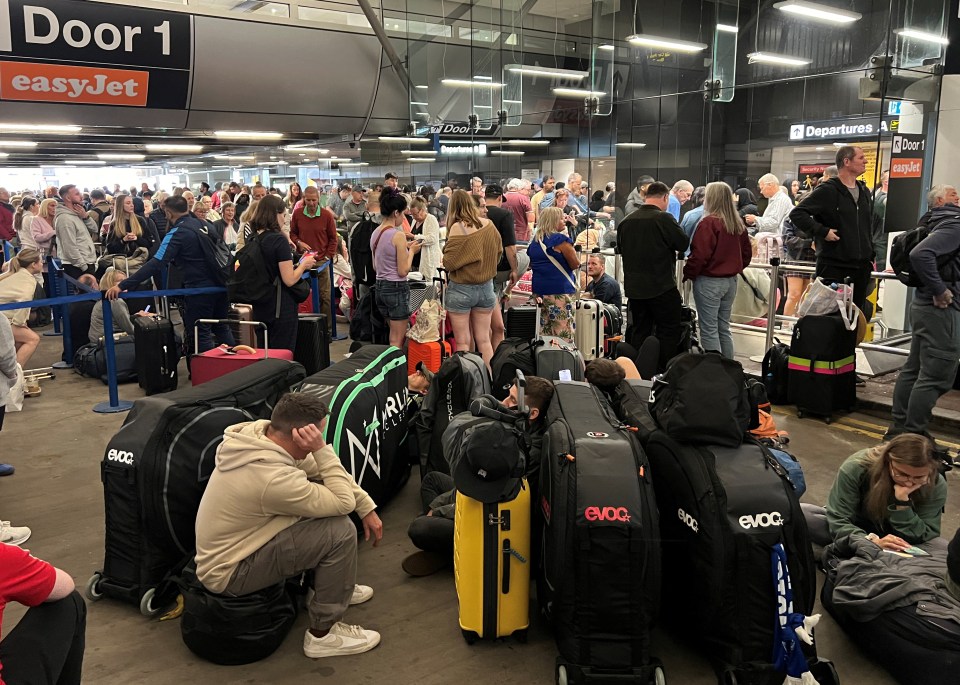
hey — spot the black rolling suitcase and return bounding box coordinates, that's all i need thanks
[539,381,663,685]
[788,314,856,422]
[293,313,331,375]
[415,352,491,477]
[505,304,539,340]
[644,431,838,685]
[298,345,409,505]
[134,316,180,395]
[90,359,306,615]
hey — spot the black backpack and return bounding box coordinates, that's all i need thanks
[761,338,791,405]
[890,217,960,287]
[650,352,751,447]
[349,213,379,287]
[490,338,536,401]
[227,232,276,304]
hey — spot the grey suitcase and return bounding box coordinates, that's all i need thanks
[535,336,585,382]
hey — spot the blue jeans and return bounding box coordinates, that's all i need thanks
[890,303,960,435]
[184,290,234,354]
[692,275,738,358]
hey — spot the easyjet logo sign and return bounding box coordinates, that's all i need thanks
[0,60,147,106]
[890,158,922,179]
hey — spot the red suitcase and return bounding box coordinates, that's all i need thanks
[191,319,294,386]
[407,339,451,376]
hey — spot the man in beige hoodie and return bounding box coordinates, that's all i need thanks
[195,393,383,659]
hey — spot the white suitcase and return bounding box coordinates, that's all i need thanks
[574,299,603,360]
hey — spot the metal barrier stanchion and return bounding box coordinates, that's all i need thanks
[92,296,134,413]
[764,257,780,352]
[51,266,73,369]
[43,258,62,337]
[310,270,321,316]
[330,260,346,341]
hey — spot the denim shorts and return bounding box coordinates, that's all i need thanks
[446,279,496,313]
[376,279,411,321]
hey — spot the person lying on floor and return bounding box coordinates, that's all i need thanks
[802,433,948,552]
[403,375,554,577]
[195,392,383,659]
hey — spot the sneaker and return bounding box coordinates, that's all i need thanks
[350,584,374,605]
[0,464,14,477]
[401,550,449,577]
[303,622,381,658]
[0,521,31,546]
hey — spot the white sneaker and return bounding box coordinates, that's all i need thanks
[350,584,374,605]
[303,622,381,658]
[0,521,31,546]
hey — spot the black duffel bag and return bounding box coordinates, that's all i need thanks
[650,352,751,447]
[179,564,298,665]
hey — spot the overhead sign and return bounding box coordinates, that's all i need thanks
[429,121,500,136]
[439,143,487,155]
[788,116,898,141]
[886,133,927,232]
[0,0,192,108]
[890,134,925,178]
[888,100,903,115]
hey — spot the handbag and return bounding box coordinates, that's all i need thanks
[97,246,149,275]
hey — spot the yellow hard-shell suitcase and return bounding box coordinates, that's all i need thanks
[454,479,531,643]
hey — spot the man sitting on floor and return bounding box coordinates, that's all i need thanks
[195,393,383,659]
[403,376,554,576]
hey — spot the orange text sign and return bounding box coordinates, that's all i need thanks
[0,60,148,106]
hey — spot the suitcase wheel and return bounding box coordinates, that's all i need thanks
[797,410,804,419]
[557,664,569,685]
[718,670,737,685]
[461,629,479,645]
[85,572,103,601]
[652,665,666,685]
[139,587,160,617]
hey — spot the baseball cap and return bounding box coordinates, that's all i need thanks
[453,422,524,503]
[484,184,506,200]
[385,172,399,181]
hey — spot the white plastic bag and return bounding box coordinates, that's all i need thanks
[6,364,24,413]
[796,279,851,319]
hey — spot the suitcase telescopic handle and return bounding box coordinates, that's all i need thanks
[194,319,269,358]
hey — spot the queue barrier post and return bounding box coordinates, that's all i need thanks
[44,258,62,337]
[51,265,74,369]
[310,270,321,317]
[764,257,780,352]
[330,260,346,341]
[92,297,134,414]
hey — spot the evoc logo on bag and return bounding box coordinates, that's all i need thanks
[584,506,630,522]
[739,511,783,529]
[107,449,134,466]
[678,508,699,533]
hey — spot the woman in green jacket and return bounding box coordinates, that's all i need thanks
[803,434,947,550]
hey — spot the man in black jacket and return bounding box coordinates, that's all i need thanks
[886,200,960,440]
[789,146,875,312]
[617,181,690,370]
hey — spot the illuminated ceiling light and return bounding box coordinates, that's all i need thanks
[339,162,369,166]
[626,33,708,52]
[410,101,429,106]
[491,150,525,156]
[401,150,437,155]
[98,153,146,161]
[747,52,812,66]
[325,157,353,162]
[503,99,522,104]
[378,136,432,143]
[214,155,256,161]
[0,123,81,133]
[63,160,106,165]
[501,139,550,146]
[597,44,615,51]
[213,130,283,140]
[145,144,203,152]
[615,142,647,148]
[0,140,38,148]
[441,78,505,88]
[552,87,607,97]
[284,145,330,154]
[407,158,436,162]
[0,152,9,158]
[896,28,949,45]
[716,24,739,33]
[507,66,589,79]
[415,85,429,89]
[474,75,493,80]
[174,161,204,165]
[773,0,862,24]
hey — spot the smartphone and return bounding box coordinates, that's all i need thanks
[902,546,930,556]
[125,224,133,234]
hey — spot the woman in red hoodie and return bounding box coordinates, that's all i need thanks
[683,182,753,358]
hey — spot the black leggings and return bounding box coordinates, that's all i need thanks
[0,591,86,685]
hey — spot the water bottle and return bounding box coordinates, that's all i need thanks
[764,372,775,398]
